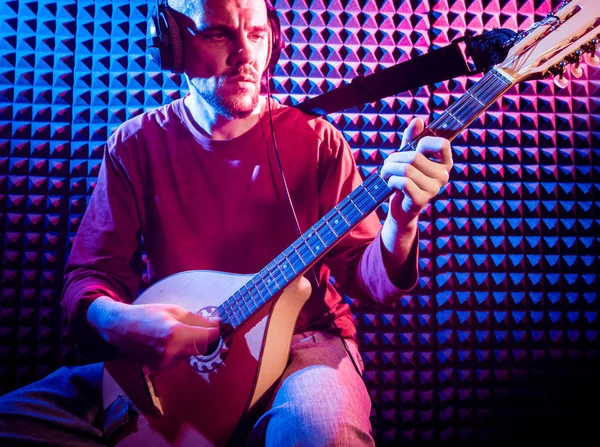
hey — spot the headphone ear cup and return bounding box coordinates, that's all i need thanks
[163,7,184,73]
[147,6,172,71]
[266,5,283,72]
[146,3,184,73]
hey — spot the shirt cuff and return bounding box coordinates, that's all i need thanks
[357,232,419,305]
[62,282,123,361]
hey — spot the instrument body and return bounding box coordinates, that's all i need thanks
[103,271,311,446]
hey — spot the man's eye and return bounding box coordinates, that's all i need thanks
[193,29,229,40]
[204,32,227,40]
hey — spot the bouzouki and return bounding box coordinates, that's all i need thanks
[102,1,600,445]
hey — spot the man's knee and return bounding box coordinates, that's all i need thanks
[265,405,373,447]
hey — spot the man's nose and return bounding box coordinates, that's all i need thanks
[229,35,254,66]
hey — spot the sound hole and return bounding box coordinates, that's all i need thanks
[187,306,229,374]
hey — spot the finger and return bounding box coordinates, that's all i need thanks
[185,326,221,356]
[386,148,449,174]
[387,176,432,212]
[392,135,453,175]
[401,118,425,149]
[384,165,445,197]
[171,323,221,357]
[416,136,453,167]
[381,156,450,189]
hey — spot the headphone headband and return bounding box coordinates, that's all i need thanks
[147,0,283,74]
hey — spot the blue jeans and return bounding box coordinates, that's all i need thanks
[0,331,373,446]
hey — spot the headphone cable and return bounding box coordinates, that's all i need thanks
[264,70,373,403]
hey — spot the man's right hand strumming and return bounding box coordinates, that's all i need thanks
[87,296,221,369]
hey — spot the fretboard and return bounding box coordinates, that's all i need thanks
[215,67,515,334]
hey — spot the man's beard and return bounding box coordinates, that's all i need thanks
[191,69,261,120]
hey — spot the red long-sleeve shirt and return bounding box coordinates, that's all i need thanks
[62,98,417,358]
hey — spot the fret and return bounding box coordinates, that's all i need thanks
[237,287,257,316]
[337,200,358,224]
[350,189,374,214]
[221,301,240,328]
[334,204,351,226]
[247,282,263,312]
[340,198,363,224]
[312,228,327,249]
[480,71,510,102]
[251,274,270,305]
[429,125,458,141]
[318,218,338,243]
[304,230,326,257]
[284,246,305,274]
[476,87,499,104]
[327,207,351,235]
[273,254,295,281]
[237,288,251,314]
[290,244,311,272]
[269,267,283,290]
[467,90,485,107]
[231,291,247,317]
[226,292,242,319]
[223,308,235,327]
[437,116,462,131]
[363,183,378,203]
[302,232,318,257]
[258,270,277,296]
[360,186,380,208]
[323,216,339,238]
[265,263,284,289]
[447,110,464,126]
[232,297,248,323]
[367,175,392,201]
[236,300,251,321]
[230,309,241,328]
[291,243,308,267]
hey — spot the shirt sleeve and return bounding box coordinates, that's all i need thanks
[61,137,143,359]
[318,123,419,306]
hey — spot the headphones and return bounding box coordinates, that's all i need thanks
[147,0,283,74]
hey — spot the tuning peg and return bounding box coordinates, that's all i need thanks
[568,50,583,78]
[553,61,569,89]
[570,64,583,78]
[583,38,599,67]
[584,52,600,67]
[554,74,569,89]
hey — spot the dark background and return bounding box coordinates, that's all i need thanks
[1,0,599,445]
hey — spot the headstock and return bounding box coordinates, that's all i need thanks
[498,0,600,88]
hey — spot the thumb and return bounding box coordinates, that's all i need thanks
[401,117,425,149]
[179,309,221,328]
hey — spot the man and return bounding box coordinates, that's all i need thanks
[0,0,452,445]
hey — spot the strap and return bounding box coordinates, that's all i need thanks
[294,28,516,116]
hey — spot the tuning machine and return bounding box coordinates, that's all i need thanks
[552,61,570,89]
[565,50,584,78]
[552,37,600,88]
[581,38,599,66]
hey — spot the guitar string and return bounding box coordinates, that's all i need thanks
[217,74,504,327]
[217,69,515,328]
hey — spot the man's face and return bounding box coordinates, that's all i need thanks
[172,0,271,119]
